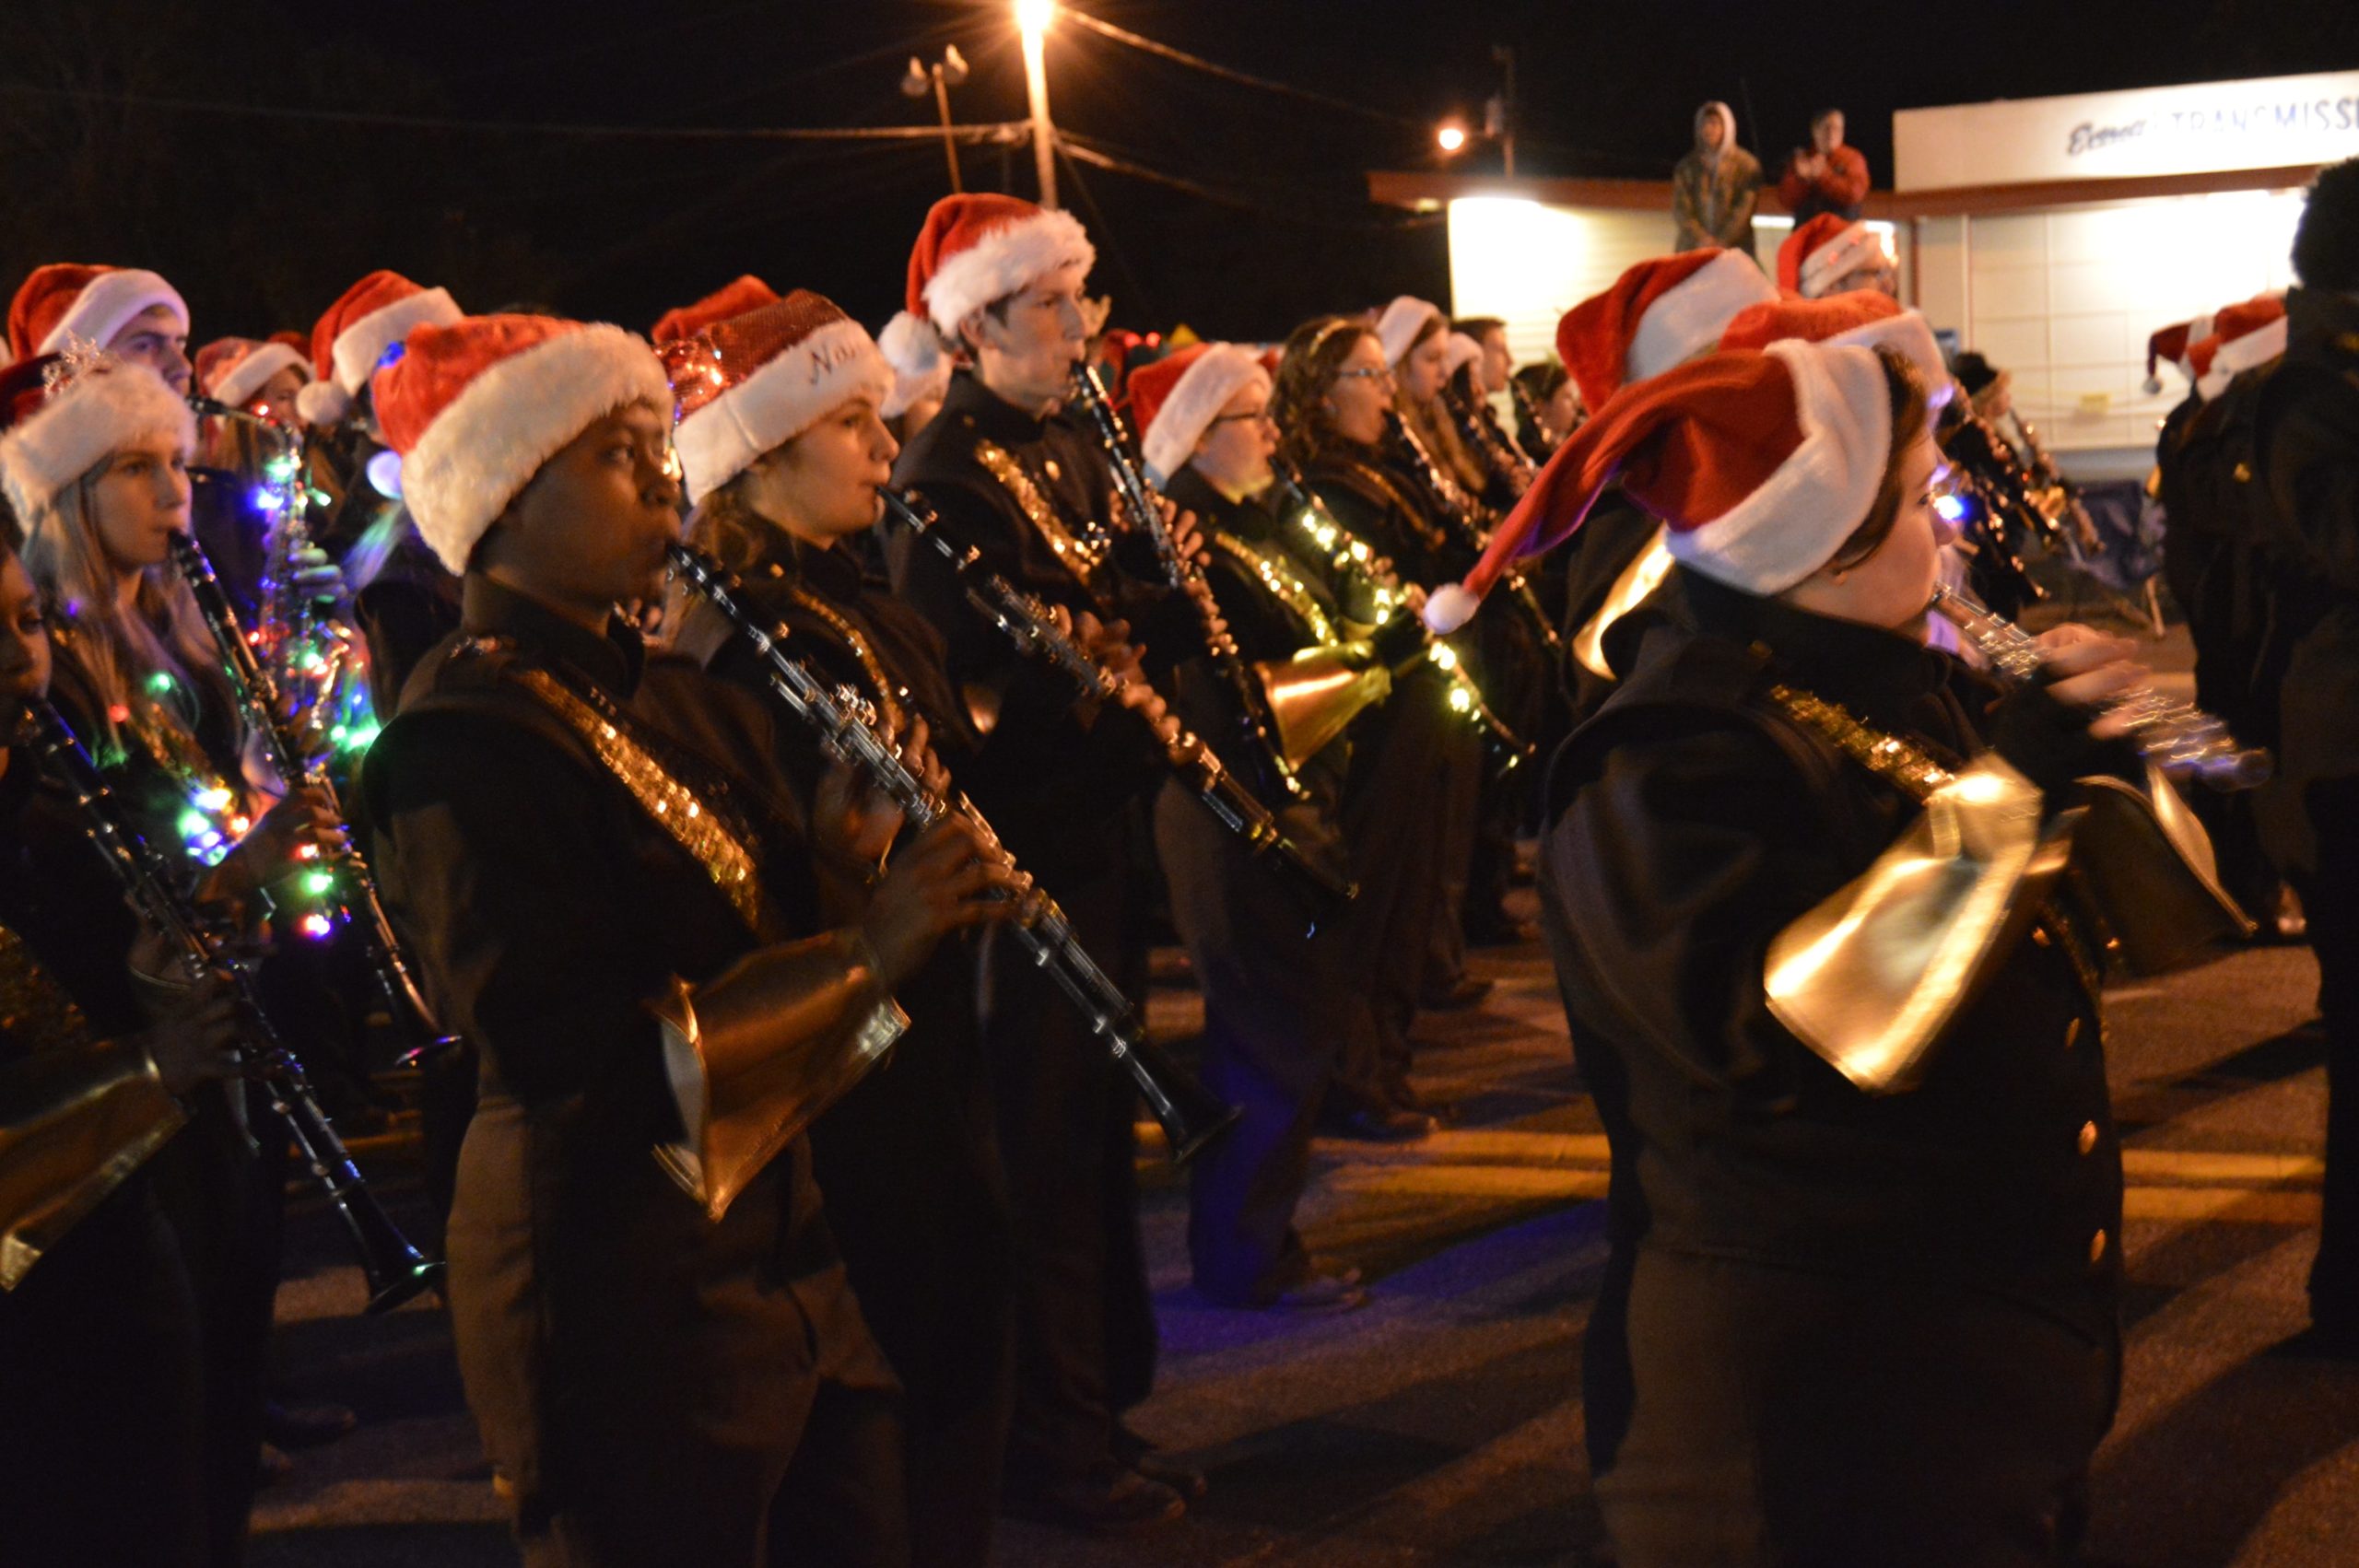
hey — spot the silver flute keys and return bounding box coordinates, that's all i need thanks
[1927,583,2272,791]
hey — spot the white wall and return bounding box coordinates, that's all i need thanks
[1445,198,1688,369]
[1912,189,2305,452]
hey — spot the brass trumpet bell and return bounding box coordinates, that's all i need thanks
[1254,646,1391,766]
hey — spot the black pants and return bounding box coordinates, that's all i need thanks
[2299,776,2359,1328]
[986,857,1157,1488]
[1593,1248,2117,1568]
[1155,778,1341,1305]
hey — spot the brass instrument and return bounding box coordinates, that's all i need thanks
[1065,363,1307,806]
[1382,408,1562,652]
[26,698,442,1312]
[165,532,457,1066]
[1927,583,2271,790]
[880,487,1356,928]
[665,543,1240,1164]
[1267,460,1534,770]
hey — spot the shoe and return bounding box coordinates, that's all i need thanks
[1004,1463,1186,1536]
[264,1398,358,1449]
[1329,1106,1437,1142]
[1113,1427,1208,1501]
[1263,1267,1367,1316]
[1466,919,1538,947]
[1418,975,1494,1011]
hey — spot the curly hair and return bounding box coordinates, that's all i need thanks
[1272,315,1379,470]
[2294,156,2359,294]
[1824,346,1935,572]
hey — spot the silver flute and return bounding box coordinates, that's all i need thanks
[1927,583,2272,791]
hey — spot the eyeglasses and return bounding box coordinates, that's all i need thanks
[1332,366,1395,385]
[1206,407,1277,428]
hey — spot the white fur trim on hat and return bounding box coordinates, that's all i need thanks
[1442,332,1484,379]
[922,209,1096,337]
[0,364,194,523]
[676,318,896,504]
[1826,310,1954,409]
[1629,252,1778,383]
[212,341,308,411]
[2212,314,2288,384]
[877,310,953,420]
[1800,222,1884,298]
[399,325,672,575]
[1376,296,1442,368]
[1141,345,1272,486]
[1666,340,1893,596]
[39,270,189,357]
[332,287,462,397]
[295,378,352,427]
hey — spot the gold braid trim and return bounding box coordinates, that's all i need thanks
[972,439,1107,587]
[508,667,764,931]
[1209,530,1338,649]
[0,929,94,1059]
[781,583,908,739]
[1318,452,1451,556]
[1764,683,1956,802]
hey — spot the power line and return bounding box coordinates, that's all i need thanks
[1056,7,1430,133]
[1054,132,1441,233]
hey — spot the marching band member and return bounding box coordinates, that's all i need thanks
[1777,213,1897,300]
[359,310,1015,1565]
[1428,340,2130,1566]
[659,287,1020,1568]
[877,192,1205,1534]
[1131,342,1368,1313]
[7,264,193,392]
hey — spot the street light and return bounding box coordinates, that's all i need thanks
[1015,0,1058,208]
[1436,122,1468,154]
[901,44,970,193]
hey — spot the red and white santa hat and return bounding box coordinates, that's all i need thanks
[877,310,955,421]
[651,275,779,346]
[297,270,464,427]
[1556,249,1778,413]
[1129,342,1273,486]
[1374,296,1443,368]
[2189,292,2288,402]
[2141,314,2214,396]
[875,193,1095,396]
[660,289,896,505]
[1778,215,1884,298]
[0,350,194,524]
[1424,341,1894,633]
[1442,331,1485,380]
[371,315,671,575]
[1719,292,1953,409]
[194,335,311,413]
[6,264,189,363]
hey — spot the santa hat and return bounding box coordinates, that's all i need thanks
[297,270,464,427]
[877,310,954,421]
[371,315,671,575]
[1424,341,1893,633]
[661,290,896,505]
[6,264,189,362]
[1129,342,1273,486]
[194,335,311,412]
[1442,331,1485,380]
[0,352,195,524]
[2189,293,2288,402]
[651,275,779,346]
[875,194,1092,412]
[1556,250,1778,412]
[2142,315,2213,396]
[1375,296,1443,368]
[1778,215,1884,298]
[1719,293,1953,408]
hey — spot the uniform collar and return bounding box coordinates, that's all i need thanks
[941,367,1050,445]
[459,574,644,698]
[1676,565,1949,708]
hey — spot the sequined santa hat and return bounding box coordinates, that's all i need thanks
[874,193,1095,409]
[2189,293,2289,402]
[370,315,670,574]
[194,335,311,414]
[651,275,780,346]
[6,263,189,363]
[296,270,464,427]
[1719,292,1954,409]
[1424,341,1895,634]
[0,349,194,523]
[1128,342,1273,486]
[1778,215,1886,298]
[1555,250,1779,412]
[659,290,895,505]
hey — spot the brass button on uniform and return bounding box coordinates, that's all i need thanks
[1043,458,1062,482]
[2089,1229,2108,1265]
[2064,1018,2083,1049]
[2032,927,2052,947]
[2078,1121,2099,1155]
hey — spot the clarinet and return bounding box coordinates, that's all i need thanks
[1442,381,1537,493]
[1266,461,1535,769]
[665,544,1239,1164]
[1383,409,1562,651]
[1926,584,2272,790]
[1505,375,1555,463]
[25,699,442,1313]
[165,532,457,1067]
[1938,411,2056,617]
[1064,363,1305,805]
[880,489,1355,926]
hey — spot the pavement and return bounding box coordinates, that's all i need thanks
[245,618,2359,1568]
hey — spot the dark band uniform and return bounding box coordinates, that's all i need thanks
[366,577,905,1567]
[1544,568,2121,1566]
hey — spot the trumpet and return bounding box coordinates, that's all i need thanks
[1927,583,2272,790]
[880,487,1355,930]
[165,532,458,1066]
[665,543,1239,1164]
[1382,409,1562,652]
[26,698,442,1313]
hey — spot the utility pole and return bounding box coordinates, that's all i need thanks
[1016,0,1059,209]
[1489,44,1517,178]
[901,45,971,193]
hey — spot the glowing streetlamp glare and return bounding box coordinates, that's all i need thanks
[1437,123,1468,154]
[1015,0,1054,37]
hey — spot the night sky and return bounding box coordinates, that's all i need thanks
[3,0,2353,350]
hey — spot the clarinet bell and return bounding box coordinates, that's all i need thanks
[1125,1036,1240,1165]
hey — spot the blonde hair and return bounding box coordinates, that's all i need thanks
[1392,313,1489,497]
[23,461,222,752]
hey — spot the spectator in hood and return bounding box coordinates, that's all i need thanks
[1672,101,1764,258]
